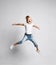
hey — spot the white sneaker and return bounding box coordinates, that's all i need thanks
[10,44,14,50]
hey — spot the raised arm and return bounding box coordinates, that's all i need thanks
[33,25,40,30]
[12,23,24,26]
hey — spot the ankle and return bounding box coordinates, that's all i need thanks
[14,43,17,46]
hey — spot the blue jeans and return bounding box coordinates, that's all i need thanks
[17,33,38,48]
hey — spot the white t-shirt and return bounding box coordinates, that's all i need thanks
[24,23,34,34]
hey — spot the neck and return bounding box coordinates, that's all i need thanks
[27,22,32,24]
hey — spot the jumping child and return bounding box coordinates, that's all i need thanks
[10,15,40,53]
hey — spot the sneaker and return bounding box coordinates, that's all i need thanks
[10,44,14,50]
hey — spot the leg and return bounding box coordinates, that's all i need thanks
[29,35,40,53]
[10,34,27,50]
[30,39,38,49]
[30,39,40,53]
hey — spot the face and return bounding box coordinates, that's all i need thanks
[26,17,32,24]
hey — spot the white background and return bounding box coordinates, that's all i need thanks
[0,0,56,65]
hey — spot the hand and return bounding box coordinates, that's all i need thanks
[38,27,40,30]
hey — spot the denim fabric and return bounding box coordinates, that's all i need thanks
[17,33,38,48]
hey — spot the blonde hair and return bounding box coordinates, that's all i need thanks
[25,15,30,22]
